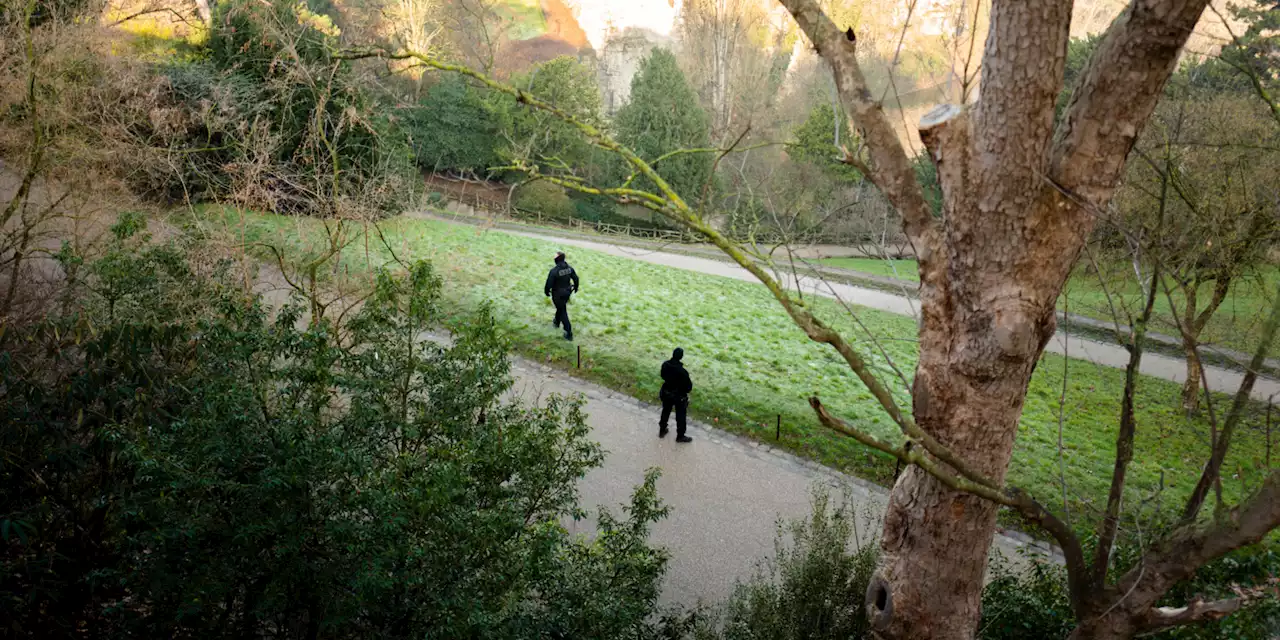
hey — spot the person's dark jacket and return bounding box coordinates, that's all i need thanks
[660,359,692,399]
[544,261,579,297]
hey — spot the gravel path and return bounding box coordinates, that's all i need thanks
[490,226,1280,401]
[504,358,1057,607]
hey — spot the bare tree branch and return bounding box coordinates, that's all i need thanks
[973,0,1072,184]
[1093,262,1161,586]
[1182,281,1280,522]
[1142,583,1278,633]
[775,0,938,259]
[1051,0,1211,208]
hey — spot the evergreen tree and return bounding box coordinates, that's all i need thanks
[1219,0,1279,95]
[614,49,714,207]
[405,74,503,176]
[789,102,861,183]
[497,56,603,172]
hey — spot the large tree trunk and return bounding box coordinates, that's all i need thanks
[864,2,1076,634]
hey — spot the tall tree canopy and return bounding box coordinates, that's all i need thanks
[614,48,714,207]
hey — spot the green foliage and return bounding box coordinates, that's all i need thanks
[514,181,576,221]
[405,74,503,175]
[614,49,714,207]
[495,56,603,173]
[978,558,1074,640]
[978,542,1280,639]
[569,195,667,230]
[789,103,862,183]
[1217,0,1280,98]
[0,0,100,27]
[912,153,942,216]
[1153,544,1280,639]
[713,489,877,640]
[132,0,414,214]
[0,216,674,637]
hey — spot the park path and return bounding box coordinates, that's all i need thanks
[485,224,1280,402]
[503,357,1055,607]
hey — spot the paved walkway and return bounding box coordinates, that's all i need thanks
[504,357,1054,607]
[491,226,1280,402]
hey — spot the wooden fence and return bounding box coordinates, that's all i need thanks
[442,191,909,253]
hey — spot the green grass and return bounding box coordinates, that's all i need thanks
[823,257,1280,358]
[820,258,921,282]
[191,207,1276,535]
[1061,263,1280,358]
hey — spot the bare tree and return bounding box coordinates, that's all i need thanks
[677,0,766,139]
[776,0,1242,636]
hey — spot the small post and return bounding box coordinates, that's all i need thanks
[776,414,781,440]
[577,345,581,369]
[893,457,902,480]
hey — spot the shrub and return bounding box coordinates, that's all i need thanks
[404,73,503,176]
[979,556,1074,640]
[0,216,672,638]
[978,538,1280,640]
[712,488,879,640]
[514,181,575,221]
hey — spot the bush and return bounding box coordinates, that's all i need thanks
[710,488,879,640]
[404,73,503,176]
[513,181,575,221]
[979,556,1075,640]
[978,539,1280,640]
[0,216,673,638]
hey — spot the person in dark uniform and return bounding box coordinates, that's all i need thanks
[544,251,579,341]
[659,348,693,443]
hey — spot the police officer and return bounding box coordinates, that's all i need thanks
[659,348,693,443]
[544,251,579,341]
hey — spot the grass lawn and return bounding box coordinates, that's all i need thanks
[191,208,1276,535]
[821,257,921,282]
[822,257,1280,358]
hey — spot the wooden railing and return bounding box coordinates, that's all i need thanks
[444,194,909,253]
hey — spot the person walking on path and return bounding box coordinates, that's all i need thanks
[659,348,693,443]
[544,251,579,341]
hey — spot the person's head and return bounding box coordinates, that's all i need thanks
[554,251,566,264]
[672,347,684,361]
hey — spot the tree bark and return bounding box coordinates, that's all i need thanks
[1182,340,1203,411]
[1181,277,1230,412]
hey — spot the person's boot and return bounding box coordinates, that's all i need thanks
[658,426,669,438]
[676,435,693,443]
[564,331,573,341]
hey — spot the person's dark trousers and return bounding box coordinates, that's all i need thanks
[552,293,573,337]
[659,393,688,437]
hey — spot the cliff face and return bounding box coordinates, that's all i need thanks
[596,28,672,113]
[491,0,676,108]
[546,0,679,112]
